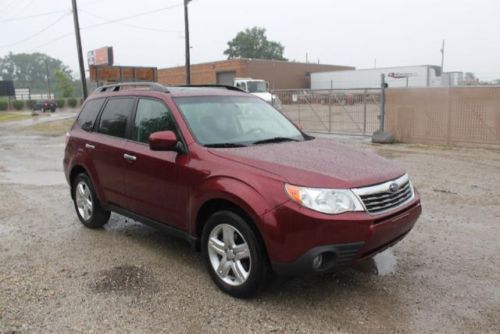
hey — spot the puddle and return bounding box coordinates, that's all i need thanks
[353,249,397,276]
[0,224,15,236]
[90,265,154,295]
[0,170,65,186]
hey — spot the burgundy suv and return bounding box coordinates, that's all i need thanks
[64,82,421,298]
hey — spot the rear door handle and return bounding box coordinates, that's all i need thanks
[123,153,137,162]
[85,143,95,149]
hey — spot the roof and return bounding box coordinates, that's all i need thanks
[90,82,249,98]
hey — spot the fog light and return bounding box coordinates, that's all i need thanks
[312,254,323,269]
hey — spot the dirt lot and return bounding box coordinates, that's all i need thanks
[0,115,499,333]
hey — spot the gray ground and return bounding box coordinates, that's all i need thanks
[0,114,499,333]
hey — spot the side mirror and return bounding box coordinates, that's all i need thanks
[149,131,178,151]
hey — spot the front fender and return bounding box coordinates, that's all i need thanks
[188,176,281,237]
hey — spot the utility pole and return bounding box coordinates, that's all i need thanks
[184,0,191,85]
[45,60,52,99]
[440,39,445,72]
[72,0,88,99]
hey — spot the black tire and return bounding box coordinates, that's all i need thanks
[50,108,55,113]
[72,173,110,228]
[202,210,269,298]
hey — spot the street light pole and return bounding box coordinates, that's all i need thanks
[184,0,191,85]
[45,60,51,99]
[71,0,88,99]
[440,39,445,72]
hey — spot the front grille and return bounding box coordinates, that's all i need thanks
[353,174,414,214]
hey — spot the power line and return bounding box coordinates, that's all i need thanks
[0,12,71,49]
[0,0,20,18]
[0,8,68,23]
[79,8,182,33]
[27,32,75,53]
[4,0,35,19]
[81,3,183,30]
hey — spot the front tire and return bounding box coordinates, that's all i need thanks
[202,210,269,298]
[72,173,110,228]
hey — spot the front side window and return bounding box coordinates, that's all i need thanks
[174,96,304,146]
[98,98,135,138]
[132,99,175,143]
[76,98,105,132]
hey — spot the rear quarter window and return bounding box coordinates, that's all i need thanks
[76,98,105,132]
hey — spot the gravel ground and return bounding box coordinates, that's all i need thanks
[0,118,499,333]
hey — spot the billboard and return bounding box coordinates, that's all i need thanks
[87,47,114,66]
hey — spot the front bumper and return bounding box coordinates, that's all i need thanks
[261,196,421,276]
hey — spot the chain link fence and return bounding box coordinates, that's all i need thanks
[273,88,382,135]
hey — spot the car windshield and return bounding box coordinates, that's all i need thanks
[246,81,267,93]
[174,96,305,146]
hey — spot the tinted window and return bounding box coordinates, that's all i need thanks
[98,98,135,138]
[132,99,175,143]
[77,98,105,132]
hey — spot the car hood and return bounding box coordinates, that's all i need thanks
[208,138,405,188]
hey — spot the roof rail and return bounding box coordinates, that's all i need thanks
[177,84,246,93]
[94,82,169,94]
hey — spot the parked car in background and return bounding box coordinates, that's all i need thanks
[63,82,421,298]
[32,100,57,112]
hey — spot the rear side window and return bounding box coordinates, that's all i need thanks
[98,98,135,138]
[77,98,105,132]
[132,99,176,143]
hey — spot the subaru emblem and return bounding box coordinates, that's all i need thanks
[389,182,399,193]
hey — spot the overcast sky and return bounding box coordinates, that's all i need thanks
[0,0,499,80]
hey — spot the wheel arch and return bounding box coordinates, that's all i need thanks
[69,164,105,203]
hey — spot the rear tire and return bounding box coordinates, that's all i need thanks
[202,210,269,298]
[72,173,110,228]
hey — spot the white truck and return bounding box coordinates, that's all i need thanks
[233,78,280,107]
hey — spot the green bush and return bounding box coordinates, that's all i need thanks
[26,100,35,109]
[13,100,24,110]
[0,99,8,111]
[56,99,65,108]
[67,98,77,108]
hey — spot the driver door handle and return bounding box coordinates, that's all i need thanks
[123,153,137,162]
[85,143,95,149]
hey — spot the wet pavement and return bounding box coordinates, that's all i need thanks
[0,118,499,333]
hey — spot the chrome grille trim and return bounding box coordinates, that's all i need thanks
[352,174,415,215]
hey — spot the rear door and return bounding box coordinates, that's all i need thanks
[89,97,136,208]
[121,97,186,228]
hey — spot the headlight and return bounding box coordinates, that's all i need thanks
[285,184,364,214]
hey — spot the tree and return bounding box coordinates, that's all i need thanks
[464,72,477,85]
[0,52,73,95]
[224,27,287,60]
[54,70,74,98]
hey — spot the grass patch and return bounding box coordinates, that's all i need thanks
[0,112,32,123]
[21,118,75,136]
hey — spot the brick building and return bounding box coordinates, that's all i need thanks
[157,58,354,89]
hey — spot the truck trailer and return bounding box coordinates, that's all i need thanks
[310,65,443,90]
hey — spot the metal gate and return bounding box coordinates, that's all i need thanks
[273,88,382,135]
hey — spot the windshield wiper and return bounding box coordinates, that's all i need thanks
[205,143,247,148]
[252,137,299,145]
